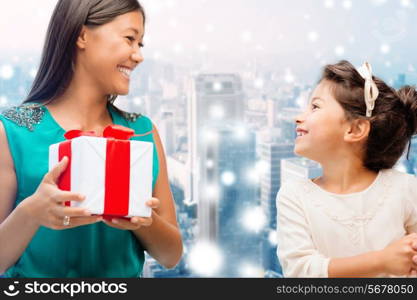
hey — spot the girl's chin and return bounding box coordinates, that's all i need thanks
[294,146,305,156]
[294,147,314,160]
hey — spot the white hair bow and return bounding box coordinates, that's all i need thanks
[356,62,379,117]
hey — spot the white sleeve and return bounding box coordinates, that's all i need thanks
[276,181,330,277]
[404,174,417,234]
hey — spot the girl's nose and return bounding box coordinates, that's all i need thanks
[295,111,306,124]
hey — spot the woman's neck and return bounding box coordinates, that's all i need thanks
[45,71,114,132]
[314,155,379,194]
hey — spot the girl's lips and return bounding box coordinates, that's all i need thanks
[296,128,309,137]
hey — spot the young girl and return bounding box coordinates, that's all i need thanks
[277,60,417,277]
[0,0,182,277]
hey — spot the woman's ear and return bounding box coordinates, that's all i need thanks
[76,26,88,50]
[344,119,370,143]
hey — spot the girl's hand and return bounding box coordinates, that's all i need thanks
[409,240,417,277]
[102,197,160,230]
[379,233,417,276]
[18,157,102,230]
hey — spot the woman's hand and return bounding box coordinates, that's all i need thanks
[102,197,160,230]
[18,157,102,230]
[379,233,417,276]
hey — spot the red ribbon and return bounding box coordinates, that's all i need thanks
[58,141,72,207]
[58,125,143,218]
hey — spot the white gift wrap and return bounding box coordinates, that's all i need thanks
[49,136,153,217]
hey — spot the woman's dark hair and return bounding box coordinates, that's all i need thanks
[320,60,417,172]
[23,0,145,105]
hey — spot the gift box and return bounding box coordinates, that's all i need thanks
[48,125,153,218]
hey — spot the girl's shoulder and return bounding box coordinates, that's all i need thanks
[277,169,415,203]
[381,168,417,188]
[277,178,311,200]
[280,169,417,196]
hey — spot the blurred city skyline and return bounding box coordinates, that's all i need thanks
[1,0,417,84]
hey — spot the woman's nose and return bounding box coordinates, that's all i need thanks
[131,48,144,64]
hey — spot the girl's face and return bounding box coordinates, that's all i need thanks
[294,80,351,162]
[78,10,144,96]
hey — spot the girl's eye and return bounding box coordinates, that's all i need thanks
[139,43,144,48]
[311,103,320,110]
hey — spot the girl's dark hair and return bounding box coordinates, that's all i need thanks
[321,60,417,172]
[23,0,145,105]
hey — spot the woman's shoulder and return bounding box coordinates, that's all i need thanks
[109,104,154,132]
[0,102,45,132]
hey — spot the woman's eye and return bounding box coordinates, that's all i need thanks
[311,104,319,110]
[126,37,144,48]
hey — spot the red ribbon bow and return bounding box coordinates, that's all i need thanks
[64,125,135,140]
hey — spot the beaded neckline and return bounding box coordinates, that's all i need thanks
[1,103,44,131]
[0,102,142,131]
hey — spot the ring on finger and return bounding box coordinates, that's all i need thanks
[63,215,70,226]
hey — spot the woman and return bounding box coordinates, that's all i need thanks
[0,0,182,277]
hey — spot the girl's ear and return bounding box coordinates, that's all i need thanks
[344,119,370,143]
[76,26,88,50]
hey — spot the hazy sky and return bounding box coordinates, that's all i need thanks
[0,0,416,83]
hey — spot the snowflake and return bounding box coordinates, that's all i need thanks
[0,65,14,80]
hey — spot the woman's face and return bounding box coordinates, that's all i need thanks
[79,10,144,96]
[294,80,350,163]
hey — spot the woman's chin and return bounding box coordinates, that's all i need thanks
[116,88,129,96]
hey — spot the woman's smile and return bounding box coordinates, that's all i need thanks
[117,65,132,80]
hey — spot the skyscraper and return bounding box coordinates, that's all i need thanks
[199,124,260,276]
[159,112,175,156]
[187,74,262,276]
[187,73,244,216]
[258,137,295,273]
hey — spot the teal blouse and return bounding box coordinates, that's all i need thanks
[0,102,159,278]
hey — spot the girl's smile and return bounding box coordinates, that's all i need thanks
[294,80,349,163]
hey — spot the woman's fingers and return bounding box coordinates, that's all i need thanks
[66,216,103,228]
[103,216,153,230]
[50,215,102,230]
[146,197,160,209]
[103,219,134,230]
[50,205,92,218]
[44,156,69,184]
[131,217,153,227]
[50,191,85,204]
